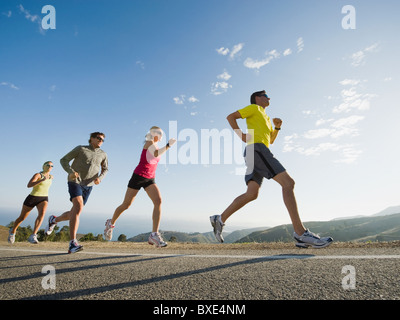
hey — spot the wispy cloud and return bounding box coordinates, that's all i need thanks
[1,82,19,90]
[173,95,199,116]
[210,70,233,96]
[332,79,376,113]
[136,60,145,70]
[216,43,244,60]
[282,78,375,164]
[211,81,232,95]
[243,50,280,70]
[2,10,12,18]
[217,71,231,81]
[18,4,46,35]
[229,43,244,59]
[173,95,185,105]
[243,38,302,71]
[349,43,379,67]
[283,48,292,56]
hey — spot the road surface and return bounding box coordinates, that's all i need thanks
[1,241,400,302]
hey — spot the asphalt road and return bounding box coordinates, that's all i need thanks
[1,242,400,302]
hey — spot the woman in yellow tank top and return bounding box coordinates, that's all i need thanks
[8,161,54,244]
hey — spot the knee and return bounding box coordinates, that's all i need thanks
[153,196,162,207]
[120,202,131,211]
[282,177,295,191]
[247,190,259,202]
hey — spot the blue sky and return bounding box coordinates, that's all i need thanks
[1,0,399,238]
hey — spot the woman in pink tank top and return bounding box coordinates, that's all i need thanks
[104,126,176,247]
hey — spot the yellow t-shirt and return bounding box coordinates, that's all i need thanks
[30,173,53,197]
[237,104,273,148]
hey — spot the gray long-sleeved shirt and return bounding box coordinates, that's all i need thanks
[60,145,108,186]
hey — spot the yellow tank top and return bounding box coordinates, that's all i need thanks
[30,173,52,197]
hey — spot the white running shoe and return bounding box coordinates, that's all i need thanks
[45,215,57,235]
[293,229,333,248]
[8,229,15,244]
[210,215,225,243]
[104,219,115,241]
[148,232,168,248]
[28,234,39,244]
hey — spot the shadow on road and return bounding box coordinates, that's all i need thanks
[9,253,315,300]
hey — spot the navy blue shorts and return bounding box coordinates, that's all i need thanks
[68,182,92,205]
[244,143,286,186]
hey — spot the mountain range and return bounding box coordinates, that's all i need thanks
[128,206,400,243]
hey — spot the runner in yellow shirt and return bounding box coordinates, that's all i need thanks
[8,161,54,244]
[210,90,333,248]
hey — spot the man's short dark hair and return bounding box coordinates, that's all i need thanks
[250,90,266,104]
[89,132,105,143]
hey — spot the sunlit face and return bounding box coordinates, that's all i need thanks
[43,162,54,172]
[90,135,105,148]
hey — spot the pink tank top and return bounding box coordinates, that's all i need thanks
[133,148,160,179]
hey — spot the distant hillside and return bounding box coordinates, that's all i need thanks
[128,227,267,244]
[128,231,225,243]
[236,213,400,243]
[224,227,268,243]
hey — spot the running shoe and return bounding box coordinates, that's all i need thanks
[104,219,115,241]
[28,234,39,244]
[148,232,168,248]
[68,240,83,254]
[293,229,333,248]
[8,229,15,244]
[45,215,57,235]
[210,215,225,243]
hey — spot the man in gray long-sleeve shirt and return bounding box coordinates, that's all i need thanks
[45,132,108,253]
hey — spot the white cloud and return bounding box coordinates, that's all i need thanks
[243,50,280,70]
[339,79,361,86]
[173,95,185,104]
[1,82,19,90]
[173,95,199,105]
[211,81,232,95]
[283,48,292,56]
[243,56,273,70]
[217,71,231,81]
[334,147,362,164]
[282,77,374,164]
[315,118,333,126]
[18,4,46,35]
[216,47,229,56]
[331,115,364,129]
[230,43,244,59]
[297,37,304,52]
[216,43,244,60]
[333,87,376,113]
[188,96,199,103]
[350,43,379,67]
[303,128,334,139]
[18,4,39,22]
